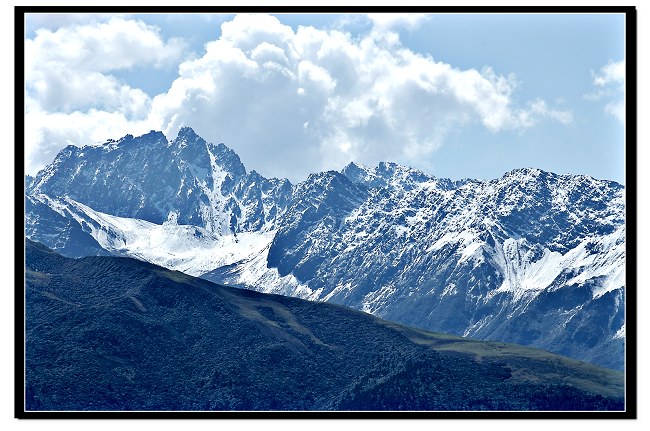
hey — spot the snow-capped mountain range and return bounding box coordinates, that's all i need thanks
[24,128,626,370]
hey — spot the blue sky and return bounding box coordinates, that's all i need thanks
[24,12,627,184]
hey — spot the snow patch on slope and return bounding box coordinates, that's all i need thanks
[32,193,314,297]
[567,226,625,299]
[487,226,625,302]
[33,194,270,278]
[200,145,234,235]
[613,324,625,340]
[213,243,317,300]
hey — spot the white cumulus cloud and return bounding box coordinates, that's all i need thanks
[24,17,185,174]
[25,13,131,32]
[586,59,625,125]
[147,13,572,181]
[593,60,625,87]
[367,13,431,32]
[25,13,572,182]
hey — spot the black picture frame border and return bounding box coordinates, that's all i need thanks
[15,4,638,420]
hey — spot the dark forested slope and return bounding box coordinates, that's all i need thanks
[24,240,623,411]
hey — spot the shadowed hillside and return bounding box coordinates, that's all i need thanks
[24,239,624,411]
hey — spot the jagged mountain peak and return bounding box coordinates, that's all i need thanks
[176,126,200,140]
[305,169,348,183]
[207,142,247,179]
[166,128,248,179]
[342,160,435,191]
[141,129,167,141]
[498,167,623,192]
[114,130,168,149]
[291,170,366,214]
[341,161,374,184]
[27,128,292,234]
[503,166,546,177]
[173,127,204,145]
